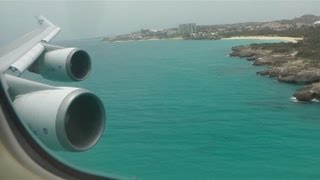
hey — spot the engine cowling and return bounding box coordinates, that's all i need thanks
[30,47,91,82]
[12,87,106,152]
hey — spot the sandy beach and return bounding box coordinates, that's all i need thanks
[223,36,303,43]
[112,36,302,43]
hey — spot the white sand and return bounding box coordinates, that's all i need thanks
[222,36,303,43]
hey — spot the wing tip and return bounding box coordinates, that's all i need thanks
[35,15,54,26]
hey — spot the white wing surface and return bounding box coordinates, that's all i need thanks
[0,16,60,74]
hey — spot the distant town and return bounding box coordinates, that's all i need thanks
[103,14,320,42]
[103,14,320,102]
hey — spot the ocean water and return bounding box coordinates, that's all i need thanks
[49,39,320,179]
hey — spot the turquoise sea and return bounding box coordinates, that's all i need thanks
[49,39,320,179]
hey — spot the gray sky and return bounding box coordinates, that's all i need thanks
[0,1,320,44]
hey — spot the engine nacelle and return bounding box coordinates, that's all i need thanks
[30,46,91,82]
[12,87,106,152]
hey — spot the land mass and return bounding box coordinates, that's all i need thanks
[104,14,320,102]
[103,14,320,42]
[229,24,320,102]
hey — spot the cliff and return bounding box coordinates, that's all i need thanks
[229,31,320,102]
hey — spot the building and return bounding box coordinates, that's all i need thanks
[313,21,320,26]
[179,23,197,35]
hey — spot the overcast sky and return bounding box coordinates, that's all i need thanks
[0,1,320,44]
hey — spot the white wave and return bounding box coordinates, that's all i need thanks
[290,96,320,103]
[290,96,299,102]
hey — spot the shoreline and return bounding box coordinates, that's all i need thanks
[222,36,303,43]
[110,37,183,43]
[107,36,303,43]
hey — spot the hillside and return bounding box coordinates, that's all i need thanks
[212,14,320,38]
[104,14,320,42]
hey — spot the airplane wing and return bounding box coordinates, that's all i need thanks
[0,16,109,179]
[0,15,60,74]
[1,15,105,151]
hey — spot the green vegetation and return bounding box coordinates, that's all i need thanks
[220,27,307,38]
[296,26,320,59]
[218,14,320,38]
[248,26,320,60]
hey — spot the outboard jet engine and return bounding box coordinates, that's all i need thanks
[29,44,91,82]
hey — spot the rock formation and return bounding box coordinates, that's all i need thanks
[230,45,320,102]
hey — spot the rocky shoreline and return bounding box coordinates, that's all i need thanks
[229,44,320,102]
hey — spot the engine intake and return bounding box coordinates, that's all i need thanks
[29,46,91,82]
[67,49,91,81]
[57,89,106,151]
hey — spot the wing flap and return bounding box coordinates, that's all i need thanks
[10,43,45,75]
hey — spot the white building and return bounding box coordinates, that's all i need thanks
[313,21,320,26]
[179,23,197,35]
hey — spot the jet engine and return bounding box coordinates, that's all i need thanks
[6,75,106,152]
[29,44,91,82]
